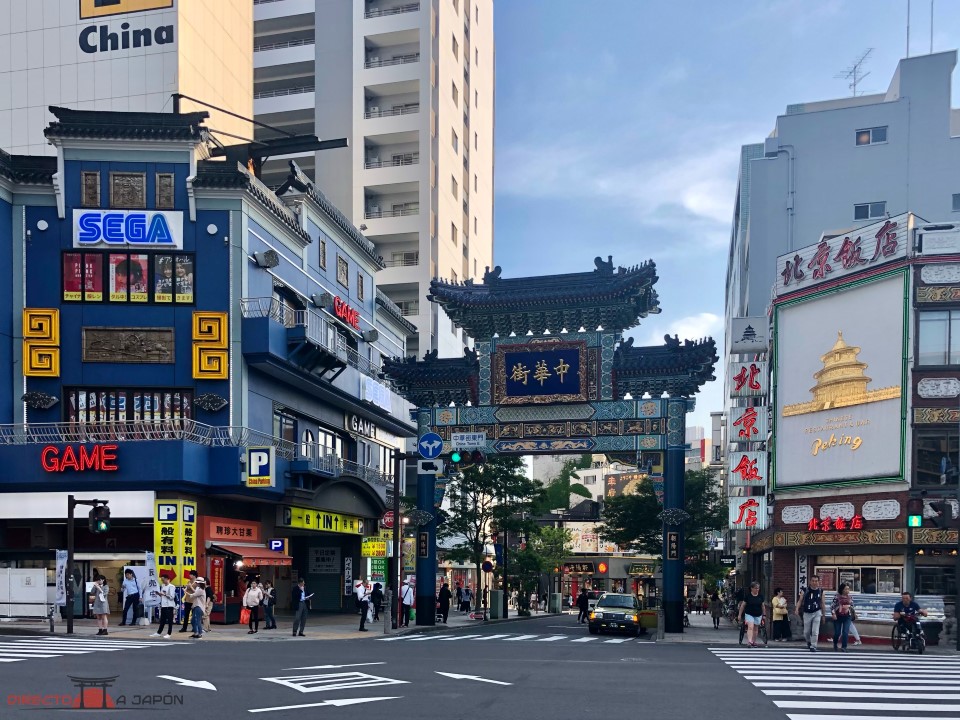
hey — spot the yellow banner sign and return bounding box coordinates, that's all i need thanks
[153,500,197,583]
[361,537,387,558]
[281,506,364,535]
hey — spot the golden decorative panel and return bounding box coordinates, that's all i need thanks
[192,312,228,380]
[23,309,60,377]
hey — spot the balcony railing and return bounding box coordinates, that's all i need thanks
[364,206,419,219]
[383,255,419,267]
[254,0,285,4]
[240,297,386,381]
[254,85,315,99]
[364,3,420,19]
[397,301,419,316]
[297,446,392,487]
[254,38,316,52]
[364,104,419,119]
[365,53,420,69]
[365,155,419,169]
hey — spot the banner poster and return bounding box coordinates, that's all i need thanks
[55,550,67,606]
[142,552,161,608]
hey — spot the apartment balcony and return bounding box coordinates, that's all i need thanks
[377,248,421,286]
[365,153,418,169]
[254,37,316,69]
[254,0,315,21]
[364,2,420,20]
[364,52,419,70]
[362,138,421,185]
[290,445,391,503]
[254,85,315,115]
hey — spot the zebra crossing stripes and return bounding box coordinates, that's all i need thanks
[710,647,960,719]
[0,636,172,664]
[377,632,643,645]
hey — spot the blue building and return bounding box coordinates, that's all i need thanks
[0,108,416,615]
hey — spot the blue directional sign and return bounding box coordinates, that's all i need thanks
[418,432,443,459]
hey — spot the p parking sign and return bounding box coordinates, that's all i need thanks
[245,447,275,488]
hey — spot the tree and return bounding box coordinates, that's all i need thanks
[533,526,573,597]
[538,454,592,511]
[439,455,542,608]
[597,468,726,572]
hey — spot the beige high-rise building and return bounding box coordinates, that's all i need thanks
[254,0,494,358]
[0,0,252,155]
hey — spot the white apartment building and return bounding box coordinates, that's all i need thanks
[0,0,252,154]
[253,0,494,358]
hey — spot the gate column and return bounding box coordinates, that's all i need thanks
[663,397,688,633]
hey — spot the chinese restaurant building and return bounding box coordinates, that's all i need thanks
[0,108,417,616]
[744,214,959,623]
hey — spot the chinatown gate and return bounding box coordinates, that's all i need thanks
[382,258,717,633]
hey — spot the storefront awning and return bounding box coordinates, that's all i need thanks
[210,543,292,567]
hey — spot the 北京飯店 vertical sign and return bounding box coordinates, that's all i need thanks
[729,360,767,398]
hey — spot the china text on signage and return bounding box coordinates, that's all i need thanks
[729,361,767,398]
[728,451,767,486]
[493,341,588,405]
[728,497,767,531]
[333,296,360,330]
[41,444,117,472]
[728,405,767,445]
[73,210,183,249]
[78,1,175,54]
[775,215,908,297]
[361,537,387,558]
[807,515,865,532]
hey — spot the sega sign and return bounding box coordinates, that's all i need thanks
[73,209,184,249]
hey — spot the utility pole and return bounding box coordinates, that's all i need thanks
[65,496,109,635]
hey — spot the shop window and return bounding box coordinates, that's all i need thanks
[814,565,902,594]
[273,411,296,446]
[156,173,175,209]
[81,171,100,208]
[337,255,349,288]
[62,251,194,305]
[917,310,960,365]
[110,172,146,209]
[914,428,959,487]
[65,387,193,423]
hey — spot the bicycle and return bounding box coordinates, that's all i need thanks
[891,617,925,654]
[739,614,768,646]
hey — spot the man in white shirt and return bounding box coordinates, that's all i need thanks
[153,575,177,638]
[355,578,370,632]
[400,579,414,627]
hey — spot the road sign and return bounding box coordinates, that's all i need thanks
[481,560,493,573]
[380,511,394,529]
[451,431,486,449]
[418,432,443,459]
[418,459,445,476]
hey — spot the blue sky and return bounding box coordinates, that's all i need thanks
[492,0,960,429]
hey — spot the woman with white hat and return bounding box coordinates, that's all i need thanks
[190,578,207,639]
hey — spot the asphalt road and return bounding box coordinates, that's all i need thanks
[1,614,957,718]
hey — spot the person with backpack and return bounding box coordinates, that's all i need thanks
[370,582,384,622]
[831,583,855,652]
[796,575,824,652]
[262,581,277,630]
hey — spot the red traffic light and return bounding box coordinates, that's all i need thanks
[469,450,485,464]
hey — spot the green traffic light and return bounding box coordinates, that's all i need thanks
[908,515,922,528]
[97,520,109,532]
[451,451,462,463]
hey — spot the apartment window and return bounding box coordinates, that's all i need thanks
[431,161,438,188]
[81,171,100,207]
[451,222,458,246]
[854,201,886,220]
[918,310,960,365]
[452,35,459,59]
[474,216,477,234]
[474,89,478,108]
[474,174,478,192]
[915,428,960,487]
[953,193,960,212]
[452,129,459,153]
[475,47,479,65]
[65,387,193,423]
[855,126,888,146]
[155,173,175,209]
[451,176,458,199]
[452,81,459,106]
[319,234,327,270]
[357,272,365,301]
[62,251,193,304]
[110,172,146,209]
[431,60,437,87]
[337,255,349,288]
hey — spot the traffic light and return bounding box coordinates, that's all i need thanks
[469,450,485,465]
[450,451,463,464]
[88,504,110,533]
[907,497,922,528]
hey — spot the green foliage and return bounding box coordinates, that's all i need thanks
[534,526,573,575]
[569,483,592,499]
[596,468,726,561]
[537,454,592,511]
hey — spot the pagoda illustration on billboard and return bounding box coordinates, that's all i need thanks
[782,331,900,417]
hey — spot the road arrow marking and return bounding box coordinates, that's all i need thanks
[435,672,512,686]
[157,675,217,691]
[283,662,386,671]
[249,697,400,713]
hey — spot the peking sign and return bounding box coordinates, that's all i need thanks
[775,213,909,297]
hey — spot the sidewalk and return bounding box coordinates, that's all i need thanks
[0,605,550,642]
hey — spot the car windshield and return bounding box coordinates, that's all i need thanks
[597,595,635,609]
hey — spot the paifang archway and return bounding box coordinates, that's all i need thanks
[382,257,717,633]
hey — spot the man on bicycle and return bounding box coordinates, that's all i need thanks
[893,591,927,635]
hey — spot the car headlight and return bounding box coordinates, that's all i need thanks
[593,612,603,619]
[630,615,638,622]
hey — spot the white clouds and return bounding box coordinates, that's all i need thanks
[640,312,724,347]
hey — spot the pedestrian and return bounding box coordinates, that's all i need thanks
[371,582,384,622]
[292,579,311,637]
[709,592,722,629]
[90,575,110,636]
[190,578,206,639]
[153,574,176,638]
[437,582,452,623]
[262,581,277,629]
[772,587,790,641]
[355,578,371,632]
[686,597,693,614]
[577,588,589,623]
[541,591,547,612]
[461,586,472,613]
[737,581,767,648]
[796,575,824,653]
[202,583,214,633]
[119,569,141,626]
[831,582,854,652]
[848,613,863,646]
[530,592,538,613]
[701,596,709,615]
[400,579,414,627]
[179,570,198,633]
[244,580,264,634]
[455,583,463,611]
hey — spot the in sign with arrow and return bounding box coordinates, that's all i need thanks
[435,672,511,686]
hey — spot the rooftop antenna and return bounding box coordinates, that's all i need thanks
[930,0,934,54]
[835,49,873,96]
[907,0,911,57]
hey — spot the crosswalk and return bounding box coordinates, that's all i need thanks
[0,636,172,663]
[379,632,641,645]
[710,647,960,719]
